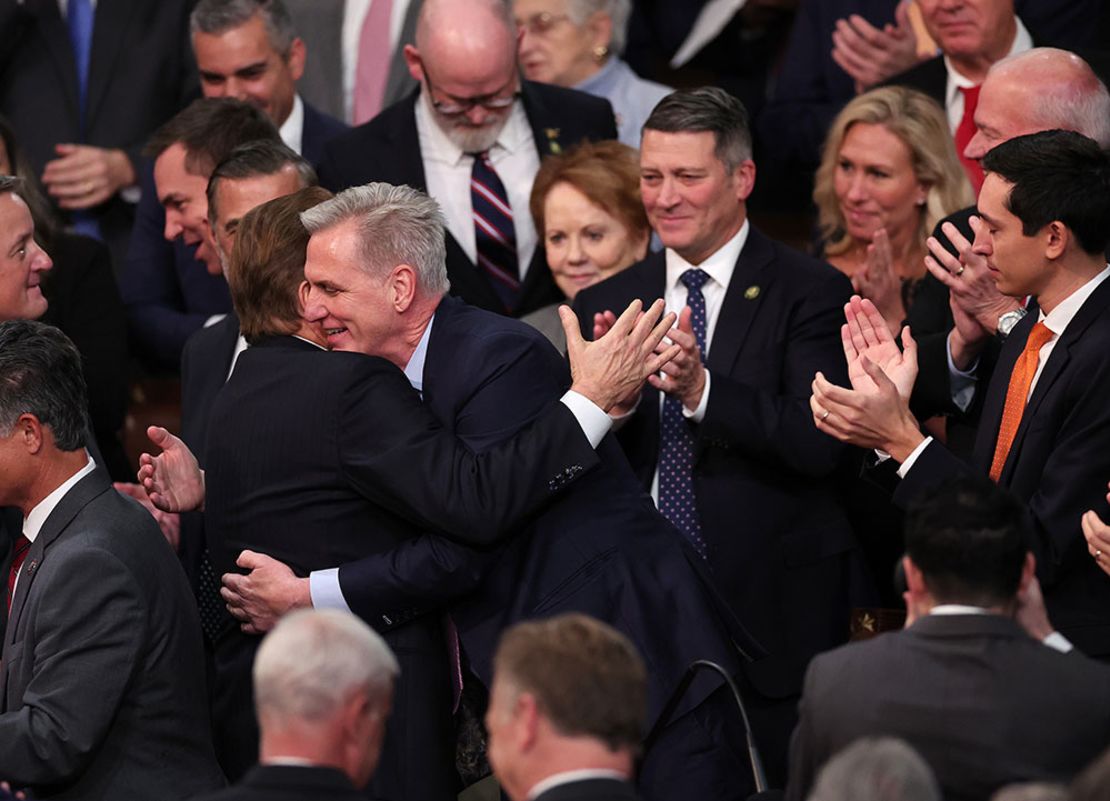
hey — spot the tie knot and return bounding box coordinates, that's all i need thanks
[680,268,710,292]
[959,83,981,104]
[1026,321,1054,352]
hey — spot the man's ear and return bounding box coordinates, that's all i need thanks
[286,37,307,82]
[732,160,756,203]
[404,45,424,82]
[15,413,45,455]
[1043,220,1070,261]
[389,265,417,313]
[514,691,541,752]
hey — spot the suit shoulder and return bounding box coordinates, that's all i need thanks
[765,238,852,295]
[324,98,411,153]
[883,55,946,99]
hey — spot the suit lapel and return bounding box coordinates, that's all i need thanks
[85,0,136,132]
[4,469,111,647]
[705,227,775,374]
[31,0,82,124]
[520,82,573,159]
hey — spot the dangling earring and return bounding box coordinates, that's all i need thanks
[593,44,609,62]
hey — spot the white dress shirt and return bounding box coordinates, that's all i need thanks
[527,770,630,800]
[341,0,415,123]
[415,95,540,278]
[309,311,612,611]
[942,17,1032,132]
[13,453,96,598]
[929,605,1073,653]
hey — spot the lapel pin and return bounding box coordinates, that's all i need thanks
[744,285,761,300]
[544,128,562,154]
[26,559,37,576]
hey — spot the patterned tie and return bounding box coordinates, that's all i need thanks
[657,268,710,560]
[955,84,985,194]
[7,535,31,614]
[989,321,1054,481]
[352,0,394,124]
[471,151,520,311]
[66,0,101,239]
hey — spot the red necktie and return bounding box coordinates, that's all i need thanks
[352,0,394,124]
[6,534,31,614]
[955,84,985,194]
[989,322,1054,481]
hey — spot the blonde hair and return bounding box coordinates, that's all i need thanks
[814,86,974,258]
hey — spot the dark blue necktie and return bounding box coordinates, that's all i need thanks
[658,268,710,559]
[67,0,101,239]
[471,151,520,312]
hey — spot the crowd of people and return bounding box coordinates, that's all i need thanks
[2,1,1110,800]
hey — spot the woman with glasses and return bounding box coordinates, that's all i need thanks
[514,0,671,146]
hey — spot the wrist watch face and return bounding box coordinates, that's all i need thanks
[997,309,1027,337]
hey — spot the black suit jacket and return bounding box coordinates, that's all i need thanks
[0,0,197,267]
[316,83,618,317]
[575,227,874,698]
[192,765,373,801]
[0,469,224,799]
[895,277,1110,655]
[786,614,1110,801]
[203,335,598,797]
[535,778,643,801]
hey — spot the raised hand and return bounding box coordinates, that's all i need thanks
[843,295,918,400]
[831,2,924,93]
[852,228,905,336]
[41,144,135,209]
[561,299,679,412]
[136,426,206,513]
[1082,482,1110,579]
[221,550,310,635]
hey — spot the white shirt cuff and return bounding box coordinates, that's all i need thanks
[682,369,710,422]
[1042,631,1074,654]
[204,313,228,328]
[560,390,612,448]
[309,568,351,612]
[947,331,979,412]
[896,436,934,478]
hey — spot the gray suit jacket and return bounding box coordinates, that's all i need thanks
[0,468,224,800]
[288,0,420,121]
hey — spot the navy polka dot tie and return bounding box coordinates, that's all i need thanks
[658,268,709,560]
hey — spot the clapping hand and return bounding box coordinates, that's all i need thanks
[831,2,925,93]
[136,426,206,513]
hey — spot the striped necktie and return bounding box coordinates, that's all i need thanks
[471,150,520,312]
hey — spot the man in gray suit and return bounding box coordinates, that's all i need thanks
[786,478,1110,801]
[0,319,224,799]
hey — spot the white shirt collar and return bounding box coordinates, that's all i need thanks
[414,90,530,167]
[930,604,989,616]
[1039,264,1110,337]
[944,16,1032,108]
[664,218,749,294]
[526,770,629,800]
[403,314,435,394]
[292,333,327,350]
[279,94,306,157]
[23,453,96,544]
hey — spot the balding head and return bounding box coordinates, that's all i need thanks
[404,0,521,152]
[964,48,1110,161]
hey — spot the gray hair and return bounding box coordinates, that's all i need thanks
[207,139,317,227]
[254,609,399,725]
[566,0,632,55]
[190,0,297,58]
[809,738,941,801]
[0,321,89,452]
[643,87,753,171]
[992,48,1110,148]
[300,182,451,296]
[990,783,1069,801]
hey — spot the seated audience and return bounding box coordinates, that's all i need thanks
[786,478,1110,801]
[807,738,941,801]
[0,320,223,799]
[486,614,646,801]
[814,86,972,335]
[524,140,649,351]
[191,609,398,801]
[0,120,130,480]
[513,0,669,146]
[813,130,1110,658]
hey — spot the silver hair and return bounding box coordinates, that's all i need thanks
[565,0,632,55]
[808,738,941,801]
[300,182,451,296]
[253,609,399,724]
[190,0,297,58]
[992,48,1110,148]
[990,783,1069,801]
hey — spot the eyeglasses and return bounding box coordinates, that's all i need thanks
[516,12,571,36]
[423,69,519,117]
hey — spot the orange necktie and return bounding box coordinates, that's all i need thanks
[955,84,984,194]
[989,322,1054,481]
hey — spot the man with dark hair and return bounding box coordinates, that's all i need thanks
[486,614,646,801]
[787,478,1110,801]
[123,97,281,370]
[0,320,223,799]
[813,129,1110,656]
[575,86,873,782]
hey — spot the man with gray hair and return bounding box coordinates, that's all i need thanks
[807,738,941,801]
[574,86,872,784]
[316,0,618,318]
[191,609,398,801]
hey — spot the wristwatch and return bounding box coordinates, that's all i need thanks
[997,307,1028,339]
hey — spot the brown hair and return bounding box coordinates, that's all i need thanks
[229,186,333,343]
[493,613,646,752]
[529,140,648,243]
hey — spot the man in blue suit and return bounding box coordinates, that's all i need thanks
[122,0,346,371]
[221,182,764,801]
